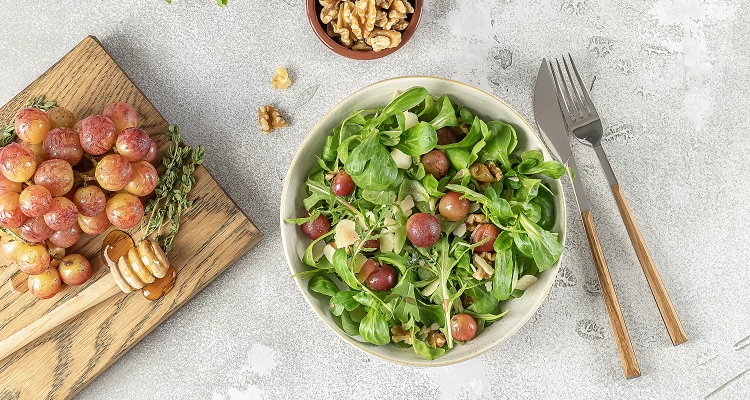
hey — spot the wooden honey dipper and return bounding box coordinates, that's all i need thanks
[0,230,174,361]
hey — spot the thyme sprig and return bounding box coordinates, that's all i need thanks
[1,95,57,146]
[140,125,204,254]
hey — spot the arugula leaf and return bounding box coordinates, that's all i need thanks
[429,95,459,131]
[392,277,420,323]
[302,230,334,266]
[361,189,397,205]
[303,170,333,210]
[435,237,458,348]
[330,291,361,316]
[464,309,509,322]
[309,275,339,297]
[412,335,446,360]
[353,290,377,308]
[333,248,360,289]
[359,304,391,345]
[517,213,564,271]
[396,122,438,156]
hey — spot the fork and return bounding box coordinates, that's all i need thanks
[551,54,687,346]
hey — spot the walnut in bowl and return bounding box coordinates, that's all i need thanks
[306,0,422,60]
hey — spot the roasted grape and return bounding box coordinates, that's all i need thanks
[58,254,93,286]
[95,154,133,191]
[0,143,37,183]
[78,115,117,155]
[102,102,138,133]
[19,185,52,217]
[472,223,500,253]
[124,160,158,196]
[28,267,60,299]
[357,258,380,282]
[144,140,158,162]
[366,264,397,291]
[0,173,22,195]
[73,186,107,217]
[438,191,470,222]
[78,211,111,234]
[17,243,51,275]
[436,126,463,146]
[406,213,441,248]
[421,150,449,179]
[331,170,355,197]
[18,216,53,243]
[361,238,380,252]
[44,197,78,230]
[0,192,28,228]
[106,193,144,229]
[14,108,51,144]
[42,127,83,165]
[34,159,74,197]
[115,128,151,162]
[49,222,82,248]
[301,213,330,240]
[47,107,77,129]
[450,313,477,341]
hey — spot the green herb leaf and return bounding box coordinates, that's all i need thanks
[341,310,361,336]
[333,248,360,289]
[379,87,429,123]
[330,291,360,316]
[517,213,564,271]
[429,95,459,131]
[395,122,437,156]
[359,305,391,345]
[492,248,515,301]
[412,335,446,360]
[309,274,340,297]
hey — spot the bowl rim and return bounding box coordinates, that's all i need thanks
[305,0,423,60]
[280,76,567,366]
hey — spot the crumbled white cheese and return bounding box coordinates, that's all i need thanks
[384,217,399,233]
[452,223,467,237]
[400,195,415,217]
[404,111,419,130]
[473,254,495,276]
[485,281,493,292]
[380,232,396,253]
[469,202,481,213]
[515,275,538,291]
[323,243,337,264]
[390,148,412,169]
[312,240,326,261]
[421,280,440,297]
[335,219,359,248]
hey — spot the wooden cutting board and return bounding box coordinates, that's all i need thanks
[0,36,263,399]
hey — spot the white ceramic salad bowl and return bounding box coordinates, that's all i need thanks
[280,76,567,366]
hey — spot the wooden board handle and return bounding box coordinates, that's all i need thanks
[581,210,641,379]
[611,184,687,346]
[0,274,121,362]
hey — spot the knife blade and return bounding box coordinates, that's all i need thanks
[533,59,590,212]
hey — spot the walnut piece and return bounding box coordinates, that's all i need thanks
[319,0,413,52]
[258,105,288,133]
[391,325,412,344]
[427,330,446,349]
[271,66,292,90]
[465,213,488,232]
[488,161,503,181]
[478,252,496,264]
[365,28,401,52]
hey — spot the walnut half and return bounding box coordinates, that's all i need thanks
[391,325,412,344]
[258,105,288,133]
[271,66,292,90]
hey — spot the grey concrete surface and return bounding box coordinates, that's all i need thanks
[1,0,749,399]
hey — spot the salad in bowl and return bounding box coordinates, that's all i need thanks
[282,79,567,364]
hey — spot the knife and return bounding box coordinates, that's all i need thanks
[533,59,641,379]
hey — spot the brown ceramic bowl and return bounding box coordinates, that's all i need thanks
[306,0,422,60]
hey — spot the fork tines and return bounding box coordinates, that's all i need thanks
[549,54,598,128]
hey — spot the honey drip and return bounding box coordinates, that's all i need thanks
[7,270,28,294]
[141,266,176,301]
[101,230,134,269]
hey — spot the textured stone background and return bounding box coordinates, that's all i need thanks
[1,0,749,399]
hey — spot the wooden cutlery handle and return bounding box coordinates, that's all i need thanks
[0,274,121,362]
[581,210,640,379]
[610,184,687,346]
